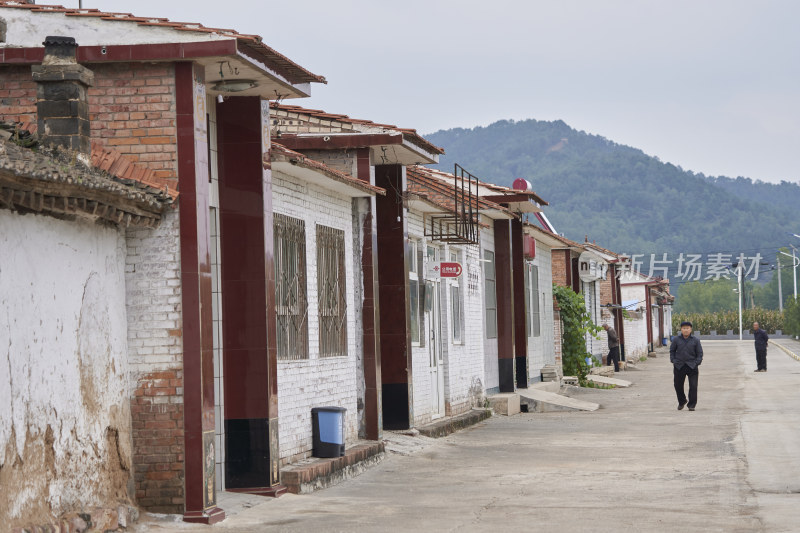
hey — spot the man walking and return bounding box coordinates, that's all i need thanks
[670,320,703,411]
[602,323,620,372]
[753,322,769,372]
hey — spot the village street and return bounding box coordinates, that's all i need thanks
[138,340,800,533]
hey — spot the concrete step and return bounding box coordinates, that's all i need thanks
[487,393,520,416]
[280,441,385,494]
[517,388,599,413]
[417,409,492,438]
[587,374,632,388]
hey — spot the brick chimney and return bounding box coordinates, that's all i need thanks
[31,36,94,156]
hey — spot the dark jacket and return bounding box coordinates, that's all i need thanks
[606,327,619,349]
[754,328,769,349]
[670,334,703,369]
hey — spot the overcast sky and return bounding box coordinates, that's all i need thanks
[78,1,799,183]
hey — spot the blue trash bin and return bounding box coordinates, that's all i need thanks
[311,406,346,458]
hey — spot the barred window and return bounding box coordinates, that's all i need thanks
[450,250,463,344]
[317,225,348,357]
[484,249,497,339]
[409,239,422,345]
[274,214,308,360]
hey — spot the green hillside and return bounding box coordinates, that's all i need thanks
[425,120,800,264]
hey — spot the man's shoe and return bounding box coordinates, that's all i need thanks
[678,402,686,410]
[688,407,695,411]
[754,369,761,372]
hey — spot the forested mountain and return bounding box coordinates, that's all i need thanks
[425,120,800,262]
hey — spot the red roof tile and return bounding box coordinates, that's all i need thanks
[271,143,385,197]
[0,1,325,84]
[271,103,444,156]
[407,166,507,216]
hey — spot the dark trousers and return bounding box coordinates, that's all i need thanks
[673,364,698,408]
[607,346,620,372]
[756,347,767,370]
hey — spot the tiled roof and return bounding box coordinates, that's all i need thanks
[271,143,385,196]
[271,103,444,156]
[7,120,176,200]
[406,166,507,215]
[583,241,620,258]
[91,142,177,200]
[546,232,586,250]
[0,133,173,227]
[417,165,548,207]
[0,1,325,84]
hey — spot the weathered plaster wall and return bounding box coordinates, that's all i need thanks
[0,210,132,527]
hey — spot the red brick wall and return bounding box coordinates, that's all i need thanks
[0,66,37,125]
[89,63,178,191]
[552,249,569,286]
[131,369,185,514]
[0,63,178,191]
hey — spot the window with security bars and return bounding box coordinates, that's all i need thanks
[274,213,308,360]
[317,225,348,357]
[484,249,497,339]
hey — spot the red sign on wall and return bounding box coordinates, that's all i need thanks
[435,262,463,278]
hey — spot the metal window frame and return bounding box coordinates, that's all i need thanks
[274,213,309,360]
[425,164,479,245]
[317,224,348,358]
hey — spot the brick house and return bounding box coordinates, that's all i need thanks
[619,269,674,356]
[0,2,325,524]
[268,143,385,464]
[583,241,626,366]
[548,233,605,363]
[523,223,567,380]
[269,104,445,431]
[0,82,173,530]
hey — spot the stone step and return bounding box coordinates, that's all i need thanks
[589,365,615,377]
[417,408,492,438]
[517,388,600,413]
[487,393,521,416]
[587,374,632,388]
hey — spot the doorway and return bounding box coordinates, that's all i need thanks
[426,245,445,419]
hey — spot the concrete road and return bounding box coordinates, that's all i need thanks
[138,340,800,532]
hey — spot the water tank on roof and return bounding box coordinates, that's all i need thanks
[512,178,533,192]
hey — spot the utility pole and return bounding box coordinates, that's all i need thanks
[738,262,743,341]
[794,247,798,301]
[778,256,783,312]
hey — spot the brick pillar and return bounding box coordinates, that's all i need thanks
[31,36,93,155]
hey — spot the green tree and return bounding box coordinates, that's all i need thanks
[553,284,602,385]
[673,279,737,314]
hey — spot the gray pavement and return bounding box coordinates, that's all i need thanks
[137,340,800,532]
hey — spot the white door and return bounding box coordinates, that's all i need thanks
[426,246,445,418]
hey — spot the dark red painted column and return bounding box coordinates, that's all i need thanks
[176,62,224,524]
[611,265,626,359]
[511,218,528,389]
[216,96,283,495]
[494,219,515,393]
[375,164,412,429]
[356,148,382,440]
